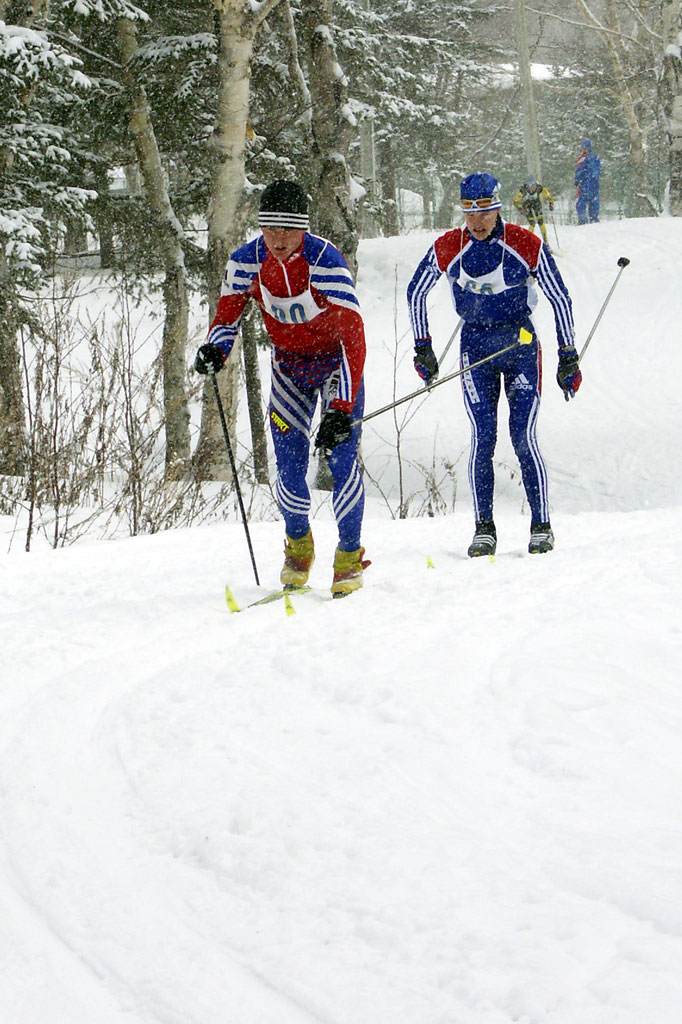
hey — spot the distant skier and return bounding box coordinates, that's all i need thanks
[513,178,554,249]
[575,138,601,224]
[406,172,581,557]
[194,179,370,597]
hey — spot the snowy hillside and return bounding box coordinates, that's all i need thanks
[2,218,682,1024]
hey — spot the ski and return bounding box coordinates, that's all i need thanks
[225,584,312,614]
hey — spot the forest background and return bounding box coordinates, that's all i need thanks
[2,0,682,545]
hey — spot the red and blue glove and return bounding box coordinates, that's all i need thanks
[557,345,582,400]
[413,340,439,385]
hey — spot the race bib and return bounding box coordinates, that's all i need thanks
[457,261,509,296]
[260,282,326,325]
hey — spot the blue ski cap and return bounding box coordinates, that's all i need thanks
[460,172,502,211]
[581,138,592,149]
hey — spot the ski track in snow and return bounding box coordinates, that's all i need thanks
[2,221,682,1023]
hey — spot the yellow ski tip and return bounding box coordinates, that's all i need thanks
[225,586,241,613]
[284,594,296,616]
[519,327,533,345]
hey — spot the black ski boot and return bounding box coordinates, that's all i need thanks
[467,519,497,557]
[528,521,554,554]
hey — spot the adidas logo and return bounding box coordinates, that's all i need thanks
[509,373,533,391]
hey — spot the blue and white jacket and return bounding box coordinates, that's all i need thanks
[407,218,574,351]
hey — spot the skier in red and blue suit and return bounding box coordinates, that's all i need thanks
[194,180,370,597]
[407,172,581,557]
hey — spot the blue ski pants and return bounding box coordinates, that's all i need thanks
[576,192,599,224]
[460,320,550,524]
[268,356,365,551]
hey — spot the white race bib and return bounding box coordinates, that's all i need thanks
[457,261,509,296]
[260,281,326,325]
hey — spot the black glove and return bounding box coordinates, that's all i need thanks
[315,409,352,451]
[413,342,439,385]
[557,345,582,400]
[194,343,226,375]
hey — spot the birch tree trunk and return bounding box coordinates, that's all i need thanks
[194,0,284,481]
[299,0,359,276]
[281,0,313,147]
[298,0,360,490]
[662,2,682,214]
[118,17,191,480]
[573,0,656,215]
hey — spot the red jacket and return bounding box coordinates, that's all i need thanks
[209,233,366,413]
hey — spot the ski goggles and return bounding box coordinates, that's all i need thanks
[460,196,501,211]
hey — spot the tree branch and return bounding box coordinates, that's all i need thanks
[619,0,663,43]
[252,0,285,29]
[524,4,653,51]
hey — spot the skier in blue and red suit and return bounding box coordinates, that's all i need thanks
[194,179,370,597]
[407,172,581,557]
[575,138,601,224]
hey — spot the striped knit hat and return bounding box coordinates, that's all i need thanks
[258,180,310,231]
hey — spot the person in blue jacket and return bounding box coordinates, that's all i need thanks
[575,138,601,224]
[406,172,581,557]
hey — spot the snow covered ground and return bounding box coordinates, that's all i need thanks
[2,217,682,1024]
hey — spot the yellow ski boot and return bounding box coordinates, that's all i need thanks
[331,545,371,598]
[280,529,315,588]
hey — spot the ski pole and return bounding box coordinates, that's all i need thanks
[438,318,463,367]
[354,327,534,427]
[209,371,260,586]
[550,210,560,252]
[578,256,630,363]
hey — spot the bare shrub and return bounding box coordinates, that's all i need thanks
[1,274,277,551]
